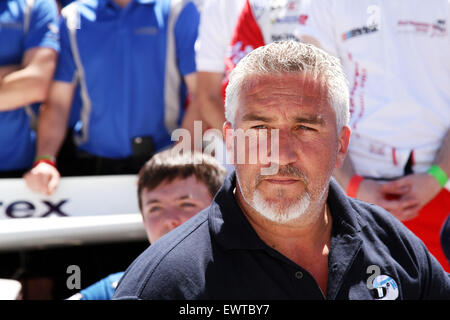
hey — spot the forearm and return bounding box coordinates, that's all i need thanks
[36,103,70,159]
[23,79,74,195]
[197,72,226,131]
[0,67,52,111]
[0,65,20,81]
[201,94,226,131]
[0,48,57,111]
[181,99,204,138]
[180,73,204,143]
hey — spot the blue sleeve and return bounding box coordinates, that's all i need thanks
[80,272,124,300]
[53,15,77,82]
[174,1,199,76]
[24,0,60,52]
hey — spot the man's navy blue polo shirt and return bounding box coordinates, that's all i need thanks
[55,0,199,158]
[114,171,450,300]
[0,0,59,171]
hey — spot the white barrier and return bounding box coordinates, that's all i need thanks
[0,175,140,219]
[0,176,147,251]
[0,213,146,251]
[0,279,21,300]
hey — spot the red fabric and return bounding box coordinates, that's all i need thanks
[403,188,450,272]
[346,174,364,198]
[33,159,56,169]
[222,0,266,101]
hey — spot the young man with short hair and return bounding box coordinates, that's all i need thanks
[67,150,226,300]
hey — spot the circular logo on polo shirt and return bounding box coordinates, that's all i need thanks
[371,275,399,300]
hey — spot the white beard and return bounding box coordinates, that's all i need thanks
[251,189,311,224]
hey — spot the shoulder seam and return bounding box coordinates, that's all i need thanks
[136,214,209,297]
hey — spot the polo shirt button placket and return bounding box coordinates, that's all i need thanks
[118,16,126,35]
[295,271,304,279]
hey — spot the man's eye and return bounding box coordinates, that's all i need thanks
[297,125,316,131]
[180,202,197,208]
[251,125,268,129]
[149,206,162,213]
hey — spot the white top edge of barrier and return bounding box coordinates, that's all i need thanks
[0,213,146,251]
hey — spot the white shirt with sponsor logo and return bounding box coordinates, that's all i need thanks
[196,0,246,72]
[225,0,308,92]
[298,0,450,178]
[250,0,308,43]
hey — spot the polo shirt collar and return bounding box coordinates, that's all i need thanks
[209,169,367,251]
[326,177,366,299]
[327,176,367,235]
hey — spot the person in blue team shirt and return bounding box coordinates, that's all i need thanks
[0,0,59,177]
[66,150,226,300]
[24,0,200,195]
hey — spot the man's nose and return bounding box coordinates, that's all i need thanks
[164,208,183,231]
[271,129,298,167]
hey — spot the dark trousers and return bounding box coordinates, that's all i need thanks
[57,130,152,177]
[60,152,150,177]
[0,170,27,179]
[0,130,153,178]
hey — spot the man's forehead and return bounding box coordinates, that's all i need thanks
[238,73,330,114]
[142,176,209,200]
[145,177,195,193]
[241,73,329,96]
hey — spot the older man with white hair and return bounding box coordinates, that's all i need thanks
[113,41,450,300]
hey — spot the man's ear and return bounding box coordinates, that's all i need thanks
[335,126,351,169]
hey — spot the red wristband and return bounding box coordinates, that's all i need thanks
[346,174,364,198]
[33,159,57,169]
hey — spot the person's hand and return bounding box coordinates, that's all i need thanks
[380,173,442,221]
[356,178,420,221]
[23,162,61,195]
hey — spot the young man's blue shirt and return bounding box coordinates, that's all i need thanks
[79,271,124,300]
